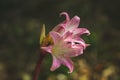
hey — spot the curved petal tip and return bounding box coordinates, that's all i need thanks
[60,12,70,21]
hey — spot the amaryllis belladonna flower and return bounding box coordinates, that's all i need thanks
[40,12,90,73]
[52,12,90,49]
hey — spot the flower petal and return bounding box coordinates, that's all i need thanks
[52,12,70,34]
[49,31,61,43]
[41,46,52,53]
[50,56,61,71]
[61,57,73,73]
[74,28,90,36]
[64,44,84,57]
[71,39,86,49]
[60,12,70,22]
[52,24,65,34]
[63,31,72,41]
[67,16,80,32]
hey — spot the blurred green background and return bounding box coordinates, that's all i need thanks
[0,0,120,80]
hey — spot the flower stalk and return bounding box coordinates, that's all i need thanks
[33,51,46,80]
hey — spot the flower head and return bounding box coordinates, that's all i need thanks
[40,12,90,73]
[52,12,90,48]
[52,12,90,36]
[41,31,84,73]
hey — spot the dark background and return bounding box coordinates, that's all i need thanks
[0,0,120,80]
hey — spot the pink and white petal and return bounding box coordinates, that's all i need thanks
[52,12,70,32]
[74,28,90,36]
[72,43,84,48]
[75,43,89,50]
[50,56,61,71]
[67,16,80,31]
[70,38,86,49]
[72,37,85,43]
[52,24,66,34]
[60,12,70,22]
[41,46,52,53]
[71,37,85,44]
[64,45,84,57]
[73,36,85,42]
[49,31,61,43]
[63,31,73,40]
[74,47,84,56]
[61,57,73,73]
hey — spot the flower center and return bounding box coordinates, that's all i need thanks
[52,42,69,56]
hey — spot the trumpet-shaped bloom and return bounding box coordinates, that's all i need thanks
[41,31,85,73]
[52,12,90,48]
[52,12,90,36]
[40,12,90,73]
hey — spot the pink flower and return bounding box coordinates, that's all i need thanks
[52,12,90,36]
[52,12,90,49]
[40,12,90,73]
[41,31,85,73]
